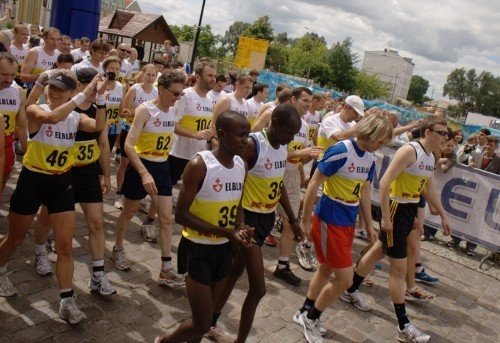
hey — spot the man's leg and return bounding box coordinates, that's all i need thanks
[274,220,301,285]
[113,198,140,270]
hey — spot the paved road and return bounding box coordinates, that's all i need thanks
[0,160,499,342]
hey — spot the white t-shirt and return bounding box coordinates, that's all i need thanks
[71,58,104,75]
[207,89,227,106]
[119,59,133,84]
[70,48,90,62]
[246,97,263,124]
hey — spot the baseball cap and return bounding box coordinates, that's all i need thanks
[345,95,365,116]
[76,67,98,84]
[47,73,77,91]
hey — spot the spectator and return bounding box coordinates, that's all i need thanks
[447,135,499,254]
[457,133,478,165]
[133,39,144,61]
[452,129,464,147]
[469,128,491,167]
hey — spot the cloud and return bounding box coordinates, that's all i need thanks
[137,0,500,98]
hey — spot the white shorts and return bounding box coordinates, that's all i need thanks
[277,166,301,219]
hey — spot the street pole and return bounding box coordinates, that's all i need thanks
[190,0,206,69]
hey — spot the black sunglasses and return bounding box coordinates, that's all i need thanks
[430,129,448,137]
[165,88,184,97]
[119,48,130,53]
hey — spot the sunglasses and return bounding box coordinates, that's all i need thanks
[165,88,184,97]
[119,48,130,53]
[430,129,449,137]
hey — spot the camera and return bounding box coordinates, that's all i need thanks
[106,71,116,81]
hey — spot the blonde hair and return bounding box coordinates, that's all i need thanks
[355,113,393,143]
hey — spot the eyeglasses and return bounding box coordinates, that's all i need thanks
[165,88,184,97]
[119,48,130,53]
[430,129,449,137]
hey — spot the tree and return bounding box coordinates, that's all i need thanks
[326,37,359,92]
[354,72,391,99]
[407,75,430,105]
[171,24,220,59]
[220,21,250,57]
[242,15,274,42]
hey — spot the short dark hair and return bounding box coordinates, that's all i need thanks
[276,82,290,95]
[195,59,216,77]
[291,86,312,99]
[420,115,448,138]
[272,103,300,127]
[157,70,186,89]
[216,74,227,83]
[486,135,499,146]
[0,52,17,64]
[479,128,491,136]
[90,38,110,53]
[56,53,74,66]
[216,110,247,131]
[251,82,268,97]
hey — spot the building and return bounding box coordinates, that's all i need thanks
[101,0,125,17]
[361,49,414,103]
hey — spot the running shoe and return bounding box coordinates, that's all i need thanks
[0,271,17,297]
[204,325,235,343]
[113,152,121,163]
[466,248,475,257]
[111,247,130,271]
[397,322,431,342]
[355,228,369,241]
[89,272,117,296]
[273,263,301,286]
[446,240,459,248]
[298,311,323,343]
[141,221,158,243]
[339,290,372,311]
[59,294,87,324]
[405,287,434,302]
[296,244,313,271]
[264,234,278,247]
[158,267,185,287]
[34,251,53,276]
[415,269,439,285]
[114,195,124,210]
[46,231,56,253]
[292,311,327,336]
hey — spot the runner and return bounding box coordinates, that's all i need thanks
[102,56,124,153]
[154,110,253,343]
[0,71,103,325]
[207,74,227,105]
[10,24,29,86]
[294,113,393,343]
[71,38,109,74]
[251,88,292,132]
[0,53,27,195]
[114,64,158,210]
[304,92,326,146]
[340,115,452,342]
[111,71,185,290]
[246,82,268,126]
[209,103,303,343]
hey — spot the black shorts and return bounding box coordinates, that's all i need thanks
[244,209,276,247]
[177,237,233,286]
[418,195,426,208]
[10,167,75,215]
[378,201,418,259]
[167,155,189,186]
[122,158,172,200]
[119,129,129,158]
[72,164,103,203]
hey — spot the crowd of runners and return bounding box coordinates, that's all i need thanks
[0,25,459,343]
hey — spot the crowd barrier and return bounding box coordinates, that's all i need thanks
[371,147,500,252]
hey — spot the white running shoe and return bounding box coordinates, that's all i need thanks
[89,273,117,296]
[397,322,431,342]
[141,221,158,243]
[298,311,323,343]
[158,267,185,287]
[111,247,131,271]
[204,325,235,343]
[34,252,53,276]
[114,195,124,210]
[0,271,17,297]
[59,294,87,324]
[296,244,313,271]
[292,311,327,336]
[339,290,372,311]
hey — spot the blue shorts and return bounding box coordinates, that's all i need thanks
[122,158,172,200]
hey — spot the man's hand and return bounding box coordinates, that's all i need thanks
[193,129,212,141]
[428,204,438,215]
[121,108,132,118]
[300,218,311,241]
[366,226,377,242]
[231,225,254,248]
[300,146,322,159]
[380,215,393,233]
[81,75,100,100]
[101,176,111,194]
[141,172,158,195]
[97,75,110,95]
[441,217,452,236]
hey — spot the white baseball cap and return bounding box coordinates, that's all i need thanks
[345,95,365,116]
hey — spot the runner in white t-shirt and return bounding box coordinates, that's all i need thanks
[246,82,268,126]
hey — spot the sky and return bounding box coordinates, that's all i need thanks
[138,0,500,99]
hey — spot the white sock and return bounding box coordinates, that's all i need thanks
[415,266,424,273]
[162,261,172,270]
[277,257,289,269]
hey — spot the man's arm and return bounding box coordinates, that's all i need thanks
[422,175,452,235]
[119,85,136,119]
[20,49,40,83]
[97,129,111,194]
[0,119,5,201]
[210,96,231,135]
[279,185,304,242]
[379,144,416,232]
[16,88,28,152]
[359,181,376,241]
[300,169,327,240]
[251,108,272,132]
[331,125,357,141]
[124,105,157,194]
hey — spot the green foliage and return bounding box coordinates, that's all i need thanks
[354,71,391,99]
[220,21,250,57]
[407,75,430,105]
[443,68,500,118]
[170,24,221,59]
[242,15,274,42]
[326,37,359,92]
